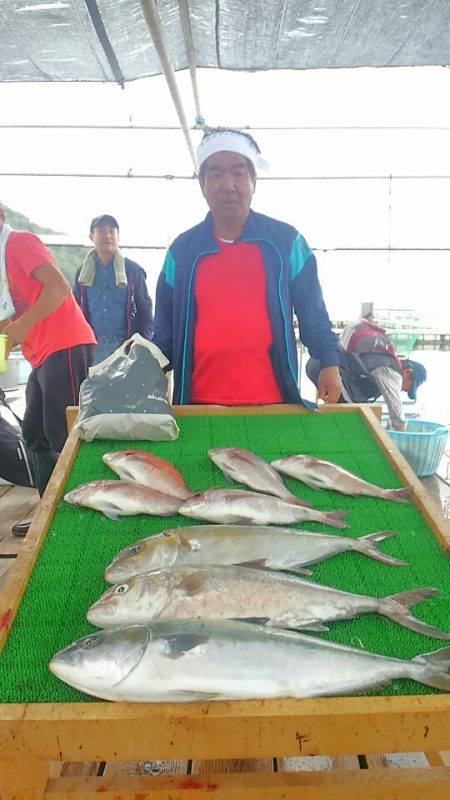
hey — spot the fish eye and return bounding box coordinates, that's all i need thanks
[115,584,129,595]
[128,545,142,555]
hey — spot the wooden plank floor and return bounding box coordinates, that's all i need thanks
[0,482,39,591]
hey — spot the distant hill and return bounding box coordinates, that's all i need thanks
[0,200,88,284]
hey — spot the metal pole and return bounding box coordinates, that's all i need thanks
[178,0,204,126]
[139,0,198,172]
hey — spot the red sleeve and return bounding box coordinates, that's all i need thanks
[7,232,55,278]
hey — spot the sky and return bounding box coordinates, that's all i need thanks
[0,64,449,325]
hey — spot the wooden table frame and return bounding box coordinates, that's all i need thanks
[0,404,449,799]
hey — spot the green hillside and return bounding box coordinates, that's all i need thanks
[0,200,88,285]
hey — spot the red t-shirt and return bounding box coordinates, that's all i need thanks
[190,239,282,404]
[5,231,96,367]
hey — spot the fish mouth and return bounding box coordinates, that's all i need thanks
[64,490,78,505]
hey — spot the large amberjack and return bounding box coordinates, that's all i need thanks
[88,564,450,640]
[104,526,405,584]
[103,450,192,499]
[272,455,413,503]
[64,480,182,520]
[208,446,311,506]
[49,619,450,702]
[179,488,347,527]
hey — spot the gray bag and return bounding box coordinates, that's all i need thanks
[74,334,179,441]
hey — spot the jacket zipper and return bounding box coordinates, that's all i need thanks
[180,246,220,403]
[242,236,299,389]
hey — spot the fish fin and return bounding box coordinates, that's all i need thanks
[323,511,348,529]
[103,509,121,521]
[178,532,197,551]
[294,623,329,632]
[412,647,450,691]
[232,516,254,525]
[162,633,209,660]
[176,572,209,596]
[234,559,268,570]
[381,588,450,640]
[355,531,407,566]
[170,690,220,701]
[287,496,314,509]
[231,617,271,626]
[289,565,314,576]
[387,486,413,504]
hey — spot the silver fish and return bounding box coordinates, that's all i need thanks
[179,488,347,528]
[103,450,192,499]
[208,446,311,506]
[88,564,449,640]
[49,619,450,702]
[271,454,413,503]
[64,480,182,520]
[104,526,405,584]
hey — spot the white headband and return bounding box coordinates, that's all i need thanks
[197,131,269,172]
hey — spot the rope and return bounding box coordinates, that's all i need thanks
[2,172,449,180]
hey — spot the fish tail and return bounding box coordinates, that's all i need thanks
[411,646,450,691]
[381,588,450,640]
[355,531,407,566]
[385,486,413,504]
[321,510,348,529]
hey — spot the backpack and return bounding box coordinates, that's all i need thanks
[0,388,35,487]
[341,318,403,370]
[338,319,402,403]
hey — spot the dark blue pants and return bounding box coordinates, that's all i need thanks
[22,344,95,494]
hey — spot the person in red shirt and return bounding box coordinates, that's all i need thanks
[0,207,96,504]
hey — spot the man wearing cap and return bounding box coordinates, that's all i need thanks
[153,128,341,406]
[73,215,154,365]
[306,317,427,430]
[0,206,96,501]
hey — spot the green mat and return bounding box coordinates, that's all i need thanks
[0,411,449,704]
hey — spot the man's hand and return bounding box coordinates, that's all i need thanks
[3,318,30,356]
[317,366,342,404]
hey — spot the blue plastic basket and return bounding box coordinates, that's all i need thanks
[387,420,448,477]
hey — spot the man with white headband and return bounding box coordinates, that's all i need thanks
[153,127,341,406]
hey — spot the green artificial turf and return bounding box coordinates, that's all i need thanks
[0,411,449,703]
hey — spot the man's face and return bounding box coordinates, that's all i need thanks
[200,152,255,225]
[401,368,414,394]
[90,222,119,259]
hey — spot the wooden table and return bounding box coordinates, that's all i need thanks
[0,403,449,799]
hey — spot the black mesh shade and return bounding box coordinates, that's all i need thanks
[0,0,448,83]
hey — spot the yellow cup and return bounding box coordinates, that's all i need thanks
[0,334,7,374]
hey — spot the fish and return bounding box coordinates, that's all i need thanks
[49,619,450,702]
[64,480,182,520]
[103,450,192,499]
[271,455,413,503]
[208,446,312,506]
[88,564,449,640]
[179,488,347,528]
[104,526,405,584]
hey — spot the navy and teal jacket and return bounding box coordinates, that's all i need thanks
[153,210,339,405]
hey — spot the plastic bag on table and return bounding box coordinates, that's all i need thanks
[74,334,179,441]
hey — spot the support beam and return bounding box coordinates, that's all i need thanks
[139,0,198,172]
